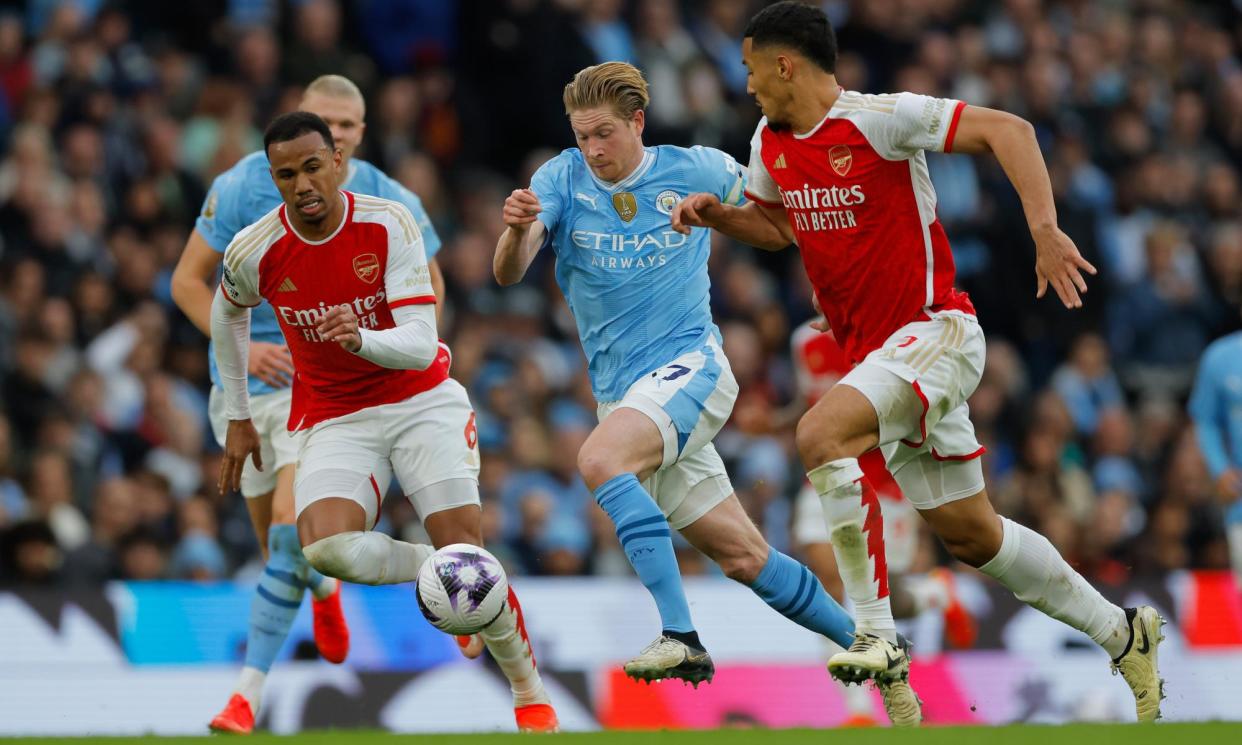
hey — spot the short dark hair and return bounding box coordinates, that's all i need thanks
[744,1,838,74]
[263,111,334,158]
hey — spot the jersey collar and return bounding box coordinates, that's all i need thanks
[280,190,353,245]
[793,86,846,140]
[587,148,655,193]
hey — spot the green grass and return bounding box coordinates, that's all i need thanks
[5,723,1242,745]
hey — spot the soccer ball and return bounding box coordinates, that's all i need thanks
[415,543,509,635]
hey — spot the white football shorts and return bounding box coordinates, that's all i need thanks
[597,337,738,530]
[209,386,301,499]
[840,311,987,511]
[294,379,481,527]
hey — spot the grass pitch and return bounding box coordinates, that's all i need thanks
[6,722,1242,744]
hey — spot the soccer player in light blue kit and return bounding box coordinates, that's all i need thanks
[170,76,444,734]
[494,62,920,718]
[1189,330,1242,582]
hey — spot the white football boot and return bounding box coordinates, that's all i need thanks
[828,632,908,684]
[831,633,923,727]
[1111,606,1166,722]
[623,635,714,687]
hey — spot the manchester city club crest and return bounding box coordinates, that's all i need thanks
[612,191,638,222]
[654,189,681,215]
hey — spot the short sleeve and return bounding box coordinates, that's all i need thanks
[195,170,248,253]
[745,120,782,208]
[384,203,435,309]
[529,154,569,235]
[889,92,968,155]
[373,172,444,260]
[688,146,747,206]
[220,233,262,307]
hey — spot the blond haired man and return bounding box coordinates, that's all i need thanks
[171,75,446,734]
[495,62,922,725]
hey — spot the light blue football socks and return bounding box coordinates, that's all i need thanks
[750,547,856,648]
[594,473,696,634]
[243,524,308,674]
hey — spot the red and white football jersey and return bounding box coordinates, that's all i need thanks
[748,90,976,364]
[220,190,448,430]
[791,320,901,500]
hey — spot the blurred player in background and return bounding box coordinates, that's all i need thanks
[1189,330,1242,584]
[213,112,557,733]
[674,1,1164,722]
[170,75,448,733]
[495,61,920,725]
[789,315,976,725]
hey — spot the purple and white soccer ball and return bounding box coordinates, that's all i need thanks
[416,544,509,635]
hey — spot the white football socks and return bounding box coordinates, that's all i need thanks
[302,531,434,585]
[979,517,1130,658]
[480,587,549,707]
[309,575,338,601]
[809,457,897,643]
[236,666,265,712]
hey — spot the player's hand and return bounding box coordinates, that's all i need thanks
[1033,224,1097,309]
[503,188,541,231]
[220,419,262,495]
[809,292,830,332]
[249,341,294,388]
[1216,469,1242,504]
[671,192,722,235]
[317,305,362,353]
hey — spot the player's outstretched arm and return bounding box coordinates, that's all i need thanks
[171,229,225,336]
[671,194,794,251]
[950,105,1097,309]
[495,188,547,286]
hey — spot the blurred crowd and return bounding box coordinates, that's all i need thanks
[1,0,1240,587]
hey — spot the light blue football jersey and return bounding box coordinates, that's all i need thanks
[531,145,746,401]
[196,152,442,396]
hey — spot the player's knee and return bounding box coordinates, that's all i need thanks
[577,445,622,491]
[795,415,850,469]
[303,532,366,583]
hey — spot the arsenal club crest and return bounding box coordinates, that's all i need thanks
[353,253,380,283]
[612,191,638,222]
[829,145,853,176]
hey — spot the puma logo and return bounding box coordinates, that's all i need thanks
[575,192,598,209]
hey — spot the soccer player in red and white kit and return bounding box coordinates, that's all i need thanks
[789,317,975,726]
[212,112,558,733]
[790,318,976,649]
[674,1,1163,722]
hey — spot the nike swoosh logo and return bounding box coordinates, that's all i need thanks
[885,652,902,670]
[685,651,709,664]
[1136,622,1151,655]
